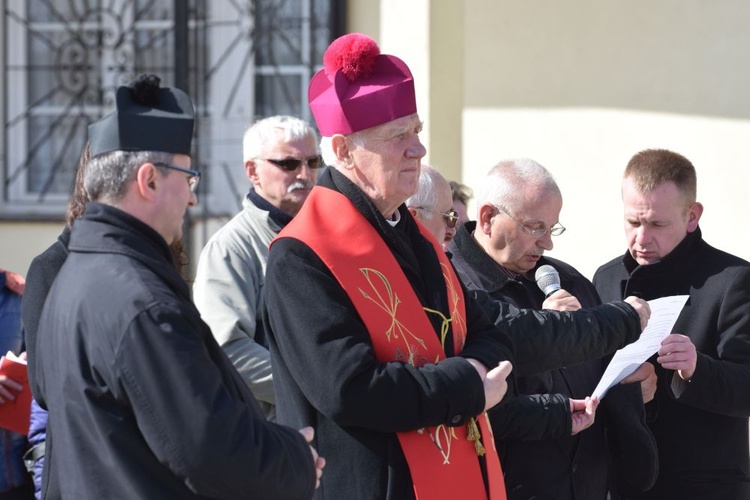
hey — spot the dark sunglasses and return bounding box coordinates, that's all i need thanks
[417,207,459,228]
[259,155,323,172]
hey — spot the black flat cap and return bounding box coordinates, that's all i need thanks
[89,74,194,157]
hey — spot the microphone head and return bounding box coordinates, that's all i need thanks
[535,264,561,297]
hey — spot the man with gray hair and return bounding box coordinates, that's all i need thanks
[264,33,514,499]
[448,158,657,499]
[34,77,323,498]
[405,164,459,248]
[194,115,320,421]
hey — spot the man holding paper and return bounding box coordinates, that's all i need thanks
[448,159,657,499]
[594,148,750,499]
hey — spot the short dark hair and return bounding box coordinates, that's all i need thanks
[449,181,473,206]
[624,149,697,203]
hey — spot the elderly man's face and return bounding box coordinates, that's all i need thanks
[246,129,319,216]
[622,178,700,265]
[349,114,426,215]
[415,180,455,247]
[483,188,562,274]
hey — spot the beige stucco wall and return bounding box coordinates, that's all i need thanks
[349,0,750,277]
[0,222,65,277]
[5,1,750,282]
[456,0,750,278]
[350,1,465,181]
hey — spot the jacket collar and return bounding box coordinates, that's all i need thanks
[70,202,191,301]
[623,227,702,277]
[451,221,515,293]
[247,187,293,230]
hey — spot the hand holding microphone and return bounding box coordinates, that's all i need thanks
[535,265,561,297]
[536,265,581,311]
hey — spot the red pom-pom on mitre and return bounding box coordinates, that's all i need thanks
[323,33,380,82]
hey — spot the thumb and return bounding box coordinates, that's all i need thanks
[298,426,315,443]
[488,360,513,380]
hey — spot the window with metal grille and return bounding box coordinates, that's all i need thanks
[1,0,339,219]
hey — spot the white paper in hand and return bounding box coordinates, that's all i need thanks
[3,351,25,365]
[592,295,689,399]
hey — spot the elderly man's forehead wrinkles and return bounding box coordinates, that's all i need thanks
[380,116,422,137]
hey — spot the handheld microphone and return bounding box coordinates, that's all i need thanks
[535,264,561,298]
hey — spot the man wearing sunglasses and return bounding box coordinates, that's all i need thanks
[33,76,322,498]
[194,115,320,422]
[447,159,657,499]
[405,164,459,249]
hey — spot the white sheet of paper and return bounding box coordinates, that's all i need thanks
[592,295,689,399]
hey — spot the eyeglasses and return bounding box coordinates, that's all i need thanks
[153,162,201,192]
[416,207,459,228]
[258,155,323,172]
[494,205,565,238]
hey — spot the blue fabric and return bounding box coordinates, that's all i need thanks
[0,272,31,493]
[27,400,46,499]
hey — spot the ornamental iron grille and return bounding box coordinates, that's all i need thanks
[1,0,339,217]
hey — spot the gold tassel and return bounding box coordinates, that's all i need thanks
[466,417,485,456]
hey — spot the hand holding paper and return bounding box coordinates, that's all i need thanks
[657,333,697,381]
[592,295,689,399]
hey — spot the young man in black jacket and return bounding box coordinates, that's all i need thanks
[594,149,750,500]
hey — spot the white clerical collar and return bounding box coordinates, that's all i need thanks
[386,209,401,227]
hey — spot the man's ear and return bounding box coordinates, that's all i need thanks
[407,206,419,220]
[687,202,704,232]
[134,163,159,201]
[245,160,260,185]
[331,134,353,168]
[478,204,496,235]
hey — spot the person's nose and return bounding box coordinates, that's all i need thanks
[537,231,554,251]
[635,225,650,246]
[188,190,198,206]
[407,135,427,160]
[297,162,314,181]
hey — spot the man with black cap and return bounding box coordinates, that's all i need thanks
[34,75,323,499]
[264,34,513,499]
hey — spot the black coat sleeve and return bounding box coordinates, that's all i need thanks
[265,238,491,433]
[457,280,516,372]
[489,393,571,441]
[670,266,750,417]
[602,382,659,494]
[116,304,316,500]
[471,289,641,376]
[23,241,69,404]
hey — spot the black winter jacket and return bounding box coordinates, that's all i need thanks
[449,222,657,500]
[264,169,515,500]
[594,228,750,500]
[35,203,316,499]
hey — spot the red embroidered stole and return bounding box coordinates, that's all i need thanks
[275,186,506,500]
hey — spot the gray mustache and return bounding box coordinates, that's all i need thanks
[287,181,314,193]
